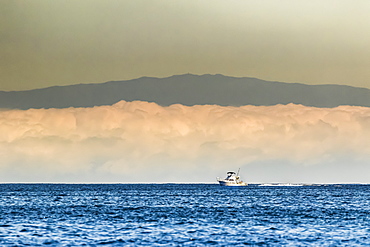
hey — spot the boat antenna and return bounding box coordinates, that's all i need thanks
[237,168,240,177]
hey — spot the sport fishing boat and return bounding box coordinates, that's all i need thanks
[217,169,247,186]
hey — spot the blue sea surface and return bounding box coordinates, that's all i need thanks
[1,184,370,246]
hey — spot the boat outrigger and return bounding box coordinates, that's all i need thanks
[217,169,247,186]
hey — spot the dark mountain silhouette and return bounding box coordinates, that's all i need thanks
[1,74,369,109]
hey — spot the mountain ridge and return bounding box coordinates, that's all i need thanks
[1,74,370,109]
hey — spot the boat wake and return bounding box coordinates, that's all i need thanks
[259,183,305,187]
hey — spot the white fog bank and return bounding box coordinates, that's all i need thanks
[1,101,369,183]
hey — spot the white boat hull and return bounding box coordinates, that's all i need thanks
[218,180,247,186]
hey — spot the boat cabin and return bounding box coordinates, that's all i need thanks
[225,172,239,181]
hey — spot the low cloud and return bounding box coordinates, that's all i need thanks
[1,101,370,183]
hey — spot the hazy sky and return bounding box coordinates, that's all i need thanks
[1,0,370,91]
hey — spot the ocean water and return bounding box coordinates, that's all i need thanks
[1,184,370,246]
